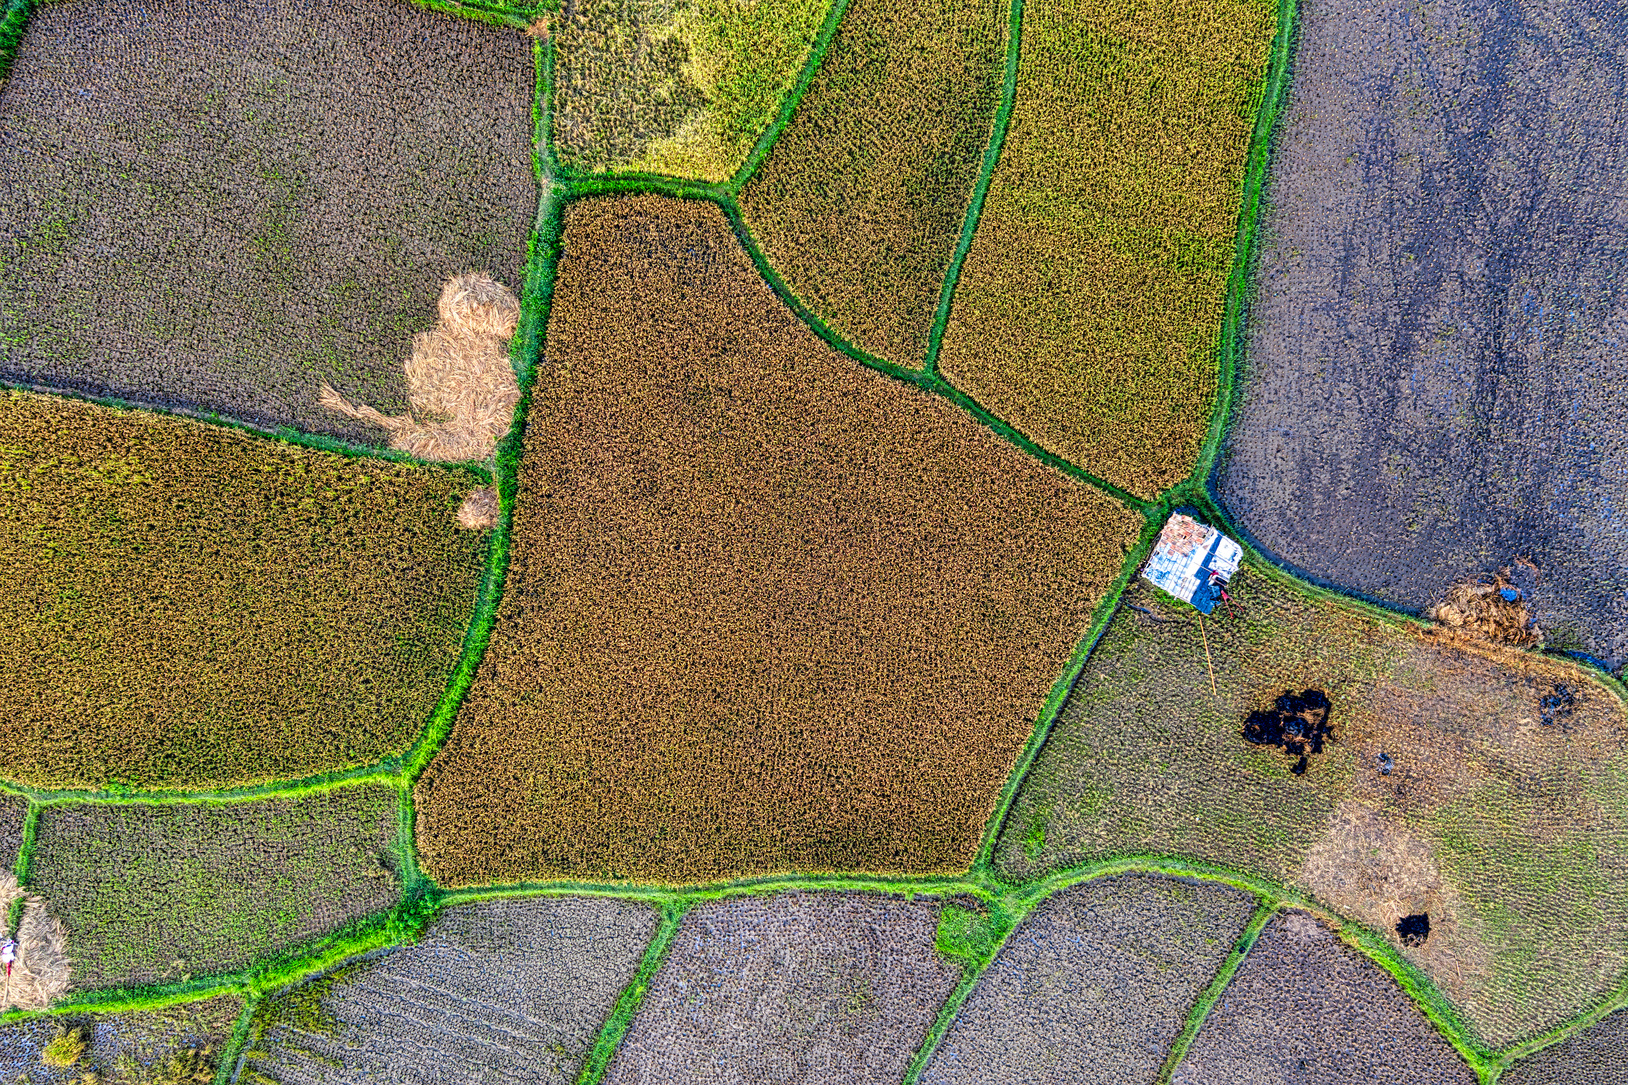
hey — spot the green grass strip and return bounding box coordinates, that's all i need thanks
[1155,900,1275,1084]
[969,513,1162,873]
[6,802,38,933]
[404,0,539,29]
[444,872,993,911]
[0,762,400,808]
[575,903,688,1085]
[394,782,425,898]
[0,0,31,85]
[1183,0,1298,496]
[920,0,1021,377]
[212,993,263,1085]
[899,930,1011,1084]
[726,0,854,195]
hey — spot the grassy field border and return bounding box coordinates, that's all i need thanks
[574,903,688,1085]
[1154,900,1277,1084]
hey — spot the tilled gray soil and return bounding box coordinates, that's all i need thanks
[240,896,660,1085]
[0,0,535,443]
[1502,1007,1628,1084]
[0,993,242,1084]
[603,892,960,1085]
[921,874,1257,1085]
[1172,912,1475,1085]
[1216,0,1628,672]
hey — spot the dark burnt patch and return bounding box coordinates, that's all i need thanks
[1397,913,1430,947]
[1539,684,1576,729]
[1243,689,1333,775]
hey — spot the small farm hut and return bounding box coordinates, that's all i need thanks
[1142,513,1242,614]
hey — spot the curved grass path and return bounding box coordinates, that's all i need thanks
[0,1,1624,1084]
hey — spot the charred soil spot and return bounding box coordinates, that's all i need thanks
[1539,684,1576,729]
[1397,913,1430,947]
[1243,688,1333,774]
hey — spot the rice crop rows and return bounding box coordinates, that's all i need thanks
[0,0,536,442]
[603,892,958,1083]
[0,390,486,790]
[1172,912,1475,1084]
[936,0,1275,497]
[552,0,830,182]
[738,0,1006,366]
[997,562,1628,1048]
[413,195,1142,886]
[240,897,659,1085]
[26,785,402,990]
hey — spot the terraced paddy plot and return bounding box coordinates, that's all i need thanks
[603,893,958,1084]
[1216,0,1628,672]
[414,195,1142,885]
[0,994,242,1085]
[995,563,1628,1048]
[921,874,1255,1085]
[0,0,535,442]
[0,391,486,790]
[1171,911,1475,1085]
[936,0,1275,497]
[738,0,1006,366]
[27,785,402,990]
[1503,1007,1628,1084]
[552,0,830,182]
[240,896,659,1085]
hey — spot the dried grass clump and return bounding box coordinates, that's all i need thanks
[0,871,71,1011]
[1428,573,1542,648]
[319,272,520,466]
[456,487,500,530]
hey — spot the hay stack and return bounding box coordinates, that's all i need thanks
[1428,573,1542,648]
[319,272,520,527]
[0,871,70,1011]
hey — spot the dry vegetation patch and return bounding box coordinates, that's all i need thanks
[0,390,486,790]
[738,0,1005,366]
[604,892,958,1084]
[414,195,1141,885]
[0,0,535,441]
[922,875,1255,1085]
[1172,911,1476,1085]
[936,0,1275,497]
[241,896,659,1085]
[997,563,1628,1048]
[0,871,70,1012]
[552,0,830,181]
[0,994,241,1085]
[1216,0,1628,673]
[26,786,401,990]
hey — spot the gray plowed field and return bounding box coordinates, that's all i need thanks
[1217,0,1628,672]
[1503,1007,1628,1084]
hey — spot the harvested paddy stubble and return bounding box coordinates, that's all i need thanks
[1503,1007,1628,1084]
[0,793,24,867]
[552,0,829,181]
[922,875,1255,1085]
[1216,0,1628,672]
[0,994,242,1085]
[604,893,958,1084]
[241,897,659,1085]
[1172,912,1475,1085]
[0,391,485,790]
[0,0,534,441]
[415,196,1140,885]
[936,0,1275,496]
[738,0,1006,365]
[27,786,401,990]
[997,564,1628,1048]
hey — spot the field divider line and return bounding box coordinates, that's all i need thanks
[442,872,994,910]
[919,0,1021,378]
[4,801,39,934]
[726,0,853,195]
[559,172,731,201]
[575,903,688,1085]
[214,992,263,1085]
[403,0,541,29]
[0,0,32,84]
[1154,899,1276,1085]
[968,514,1162,874]
[0,762,403,810]
[899,929,1011,1085]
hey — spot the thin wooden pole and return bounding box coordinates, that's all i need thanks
[1198,612,1218,698]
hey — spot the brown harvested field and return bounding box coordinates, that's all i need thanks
[996,561,1628,1048]
[27,785,402,990]
[1503,1008,1628,1084]
[0,994,243,1085]
[603,892,959,1084]
[921,874,1256,1085]
[1216,0,1628,674]
[0,390,486,790]
[0,793,24,868]
[936,0,1275,496]
[241,896,660,1085]
[0,0,535,442]
[551,0,829,182]
[738,0,1006,366]
[413,195,1142,886]
[1172,911,1475,1085]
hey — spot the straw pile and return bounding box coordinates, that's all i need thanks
[1427,573,1542,648]
[0,871,70,1011]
